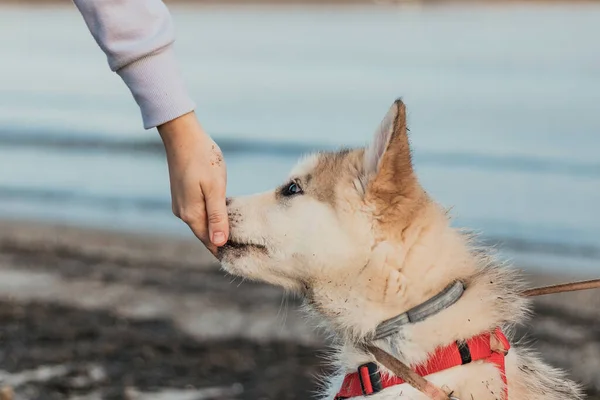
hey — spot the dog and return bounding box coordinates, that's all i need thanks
[217,99,584,399]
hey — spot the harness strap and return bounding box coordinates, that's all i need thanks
[334,327,510,399]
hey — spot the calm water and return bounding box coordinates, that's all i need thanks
[0,3,599,273]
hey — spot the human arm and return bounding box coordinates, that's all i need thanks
[72,0,194,129]
[72,0,229,251]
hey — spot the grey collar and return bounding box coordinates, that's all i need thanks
[372,280,465,341]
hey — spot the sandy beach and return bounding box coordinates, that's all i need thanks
[0,218,598,399]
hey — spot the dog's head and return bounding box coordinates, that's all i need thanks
[219,98,526,351]
[218,99,430,298]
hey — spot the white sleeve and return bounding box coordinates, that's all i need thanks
[73,0,196,129]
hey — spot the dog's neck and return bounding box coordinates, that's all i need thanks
[305,205,529,369]
[364,266,527,368]
[371,280,466,341]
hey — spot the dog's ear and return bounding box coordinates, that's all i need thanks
[364,100,396,175]
[362,99,419,203]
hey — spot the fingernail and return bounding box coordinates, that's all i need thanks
[212,231,225,245]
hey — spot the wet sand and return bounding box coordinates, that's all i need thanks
[0,219,598,399]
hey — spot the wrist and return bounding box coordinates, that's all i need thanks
[158,111,207,150]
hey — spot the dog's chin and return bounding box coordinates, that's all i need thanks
[218,242,306,291]
[217,240,268,275]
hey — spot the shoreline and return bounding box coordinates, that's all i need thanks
[0,218,598,398]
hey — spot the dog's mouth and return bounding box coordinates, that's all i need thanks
[217,239,268,259]
[224,240,267,250]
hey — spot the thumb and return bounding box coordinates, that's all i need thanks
[205,187,229,247]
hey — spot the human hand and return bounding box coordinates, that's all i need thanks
[157,111,228,255]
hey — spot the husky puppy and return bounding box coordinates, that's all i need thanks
[218,99,584,400]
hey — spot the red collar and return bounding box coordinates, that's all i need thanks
[335,327,510,399]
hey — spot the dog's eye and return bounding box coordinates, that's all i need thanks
[282,181,303,197]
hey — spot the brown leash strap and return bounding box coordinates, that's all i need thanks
[362,344,452,400]
[364,278,600,400]
[521,278,600,297]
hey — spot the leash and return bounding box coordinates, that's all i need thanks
[522,278,600,297]
[360,343,454,400]
[359,278,600,400]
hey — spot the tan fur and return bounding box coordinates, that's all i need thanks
[218,99,585,400]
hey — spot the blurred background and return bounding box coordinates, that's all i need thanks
[0,0,599,399]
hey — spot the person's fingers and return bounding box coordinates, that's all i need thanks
[176,201,210,245]
[188,219,218,255]
[204,179,229,247]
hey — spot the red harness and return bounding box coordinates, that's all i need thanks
[335,328,510,399]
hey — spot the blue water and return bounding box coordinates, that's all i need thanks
[0,3,599,273]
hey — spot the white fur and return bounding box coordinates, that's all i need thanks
[291,153,321,178]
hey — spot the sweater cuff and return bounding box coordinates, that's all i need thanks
[117,45,196,130]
